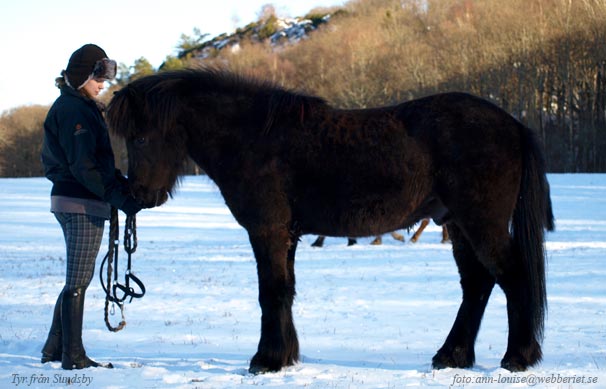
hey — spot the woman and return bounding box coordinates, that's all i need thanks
[40,44,142,369]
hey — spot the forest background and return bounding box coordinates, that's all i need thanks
[1,0,605,176]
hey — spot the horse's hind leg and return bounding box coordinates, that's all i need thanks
[248,228,299,374]
[474,230,543,371]
[432,224,495,369]
[446,219,543,371]
[441,225,450,243]
[410,218,430,243]
[311,236,325,248]
[496,250,544,371]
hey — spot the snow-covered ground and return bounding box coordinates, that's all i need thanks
[0,174,604,388]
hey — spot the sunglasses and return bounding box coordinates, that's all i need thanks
[92,58,117,81]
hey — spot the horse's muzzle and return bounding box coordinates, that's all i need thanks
[132,187,169,209]
[152,190,169,207]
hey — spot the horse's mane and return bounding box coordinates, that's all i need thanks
[107,68,327,139]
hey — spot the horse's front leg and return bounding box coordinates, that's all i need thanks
[248,226,299,374]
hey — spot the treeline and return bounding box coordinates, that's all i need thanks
[1,0,605,176]
[202,0,606,172]
[0,105,48,177]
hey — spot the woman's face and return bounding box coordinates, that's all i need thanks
[81,78,105,98]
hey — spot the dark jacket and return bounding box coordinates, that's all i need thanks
[41,86,129,209]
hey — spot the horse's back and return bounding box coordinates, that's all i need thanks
[288,92,530,237]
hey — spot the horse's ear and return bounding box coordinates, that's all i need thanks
[126,84,145,111]
[108,85,142,138]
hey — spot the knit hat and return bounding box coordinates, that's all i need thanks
[64,44,116,89]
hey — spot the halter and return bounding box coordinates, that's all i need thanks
[100,207,146,332]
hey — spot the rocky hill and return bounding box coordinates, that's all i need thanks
[177,12,336,61]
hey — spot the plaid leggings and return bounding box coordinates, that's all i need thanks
[54,213,105,289]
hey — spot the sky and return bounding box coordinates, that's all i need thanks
[0,0,345,114]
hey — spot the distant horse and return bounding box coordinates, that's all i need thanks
[311,230,404,247]
[310,218,447,247]
[107,69,554,374]
[370,218,451,244]
[310,235,358,247]
[409,218,450,243]
[370,230,405,245]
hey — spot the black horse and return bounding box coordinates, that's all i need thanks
[106,69,554,374]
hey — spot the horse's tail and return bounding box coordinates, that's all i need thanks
[512,126,555,342]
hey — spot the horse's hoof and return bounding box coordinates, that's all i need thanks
[500,358,528,372]
[391,233,405,242]
[431,357,449,370]
[249,364,270,375]
[432,347,474,370]
[501,342,542,372]
[249,352,289,375]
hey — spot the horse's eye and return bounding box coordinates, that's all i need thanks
[134,137,147,147]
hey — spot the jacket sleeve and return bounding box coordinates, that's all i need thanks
[55,102,129,209]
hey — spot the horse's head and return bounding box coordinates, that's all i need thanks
[107,80,187,208]
[121,126,179,208]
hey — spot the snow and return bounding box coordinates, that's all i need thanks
[0,174,604,388]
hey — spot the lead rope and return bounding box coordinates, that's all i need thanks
[100,208,145,332]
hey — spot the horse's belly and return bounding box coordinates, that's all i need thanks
[295,193,419,238]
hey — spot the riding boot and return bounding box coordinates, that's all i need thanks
[41,289,64,363]
[61,287,112,369]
